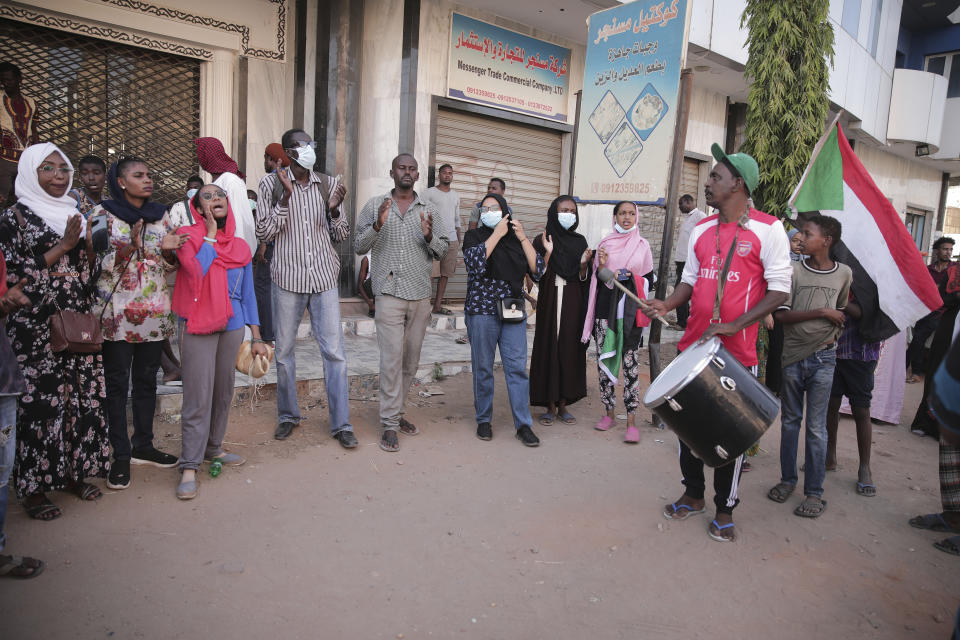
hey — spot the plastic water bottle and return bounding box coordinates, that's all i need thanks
[209,459,222,477]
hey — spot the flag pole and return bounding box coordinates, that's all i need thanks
[787,110,844,217]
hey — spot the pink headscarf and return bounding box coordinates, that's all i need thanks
[580,205,654,343]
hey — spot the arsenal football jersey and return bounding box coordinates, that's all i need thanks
[677,208,792,366]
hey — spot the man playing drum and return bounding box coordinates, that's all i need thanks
[644,144,792,542]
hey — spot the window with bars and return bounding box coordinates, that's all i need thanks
[0,18,201,205]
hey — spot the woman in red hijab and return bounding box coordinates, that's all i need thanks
[172,184,266,499]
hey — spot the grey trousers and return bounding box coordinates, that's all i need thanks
[374,294,431,430]
[179,328,244,470]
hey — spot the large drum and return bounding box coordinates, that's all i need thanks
[643,337,780,467]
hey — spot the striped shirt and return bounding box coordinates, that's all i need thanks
[255,171,349,294]
[354,191,449,301]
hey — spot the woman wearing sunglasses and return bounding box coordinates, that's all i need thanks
[462,193,550,446]
[172,184,265,499]
[93,157,188,491]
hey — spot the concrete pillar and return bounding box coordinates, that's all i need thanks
[200,49,237,157]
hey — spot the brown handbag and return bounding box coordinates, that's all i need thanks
[49,307,103,353]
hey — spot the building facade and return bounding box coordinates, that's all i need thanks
[3,0,956,298]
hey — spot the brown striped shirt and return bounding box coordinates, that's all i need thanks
[255,171,349,294]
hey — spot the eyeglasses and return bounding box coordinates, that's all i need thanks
[38,165,71,177]
[285,141,317,151]
[478,206,503,214]
[199,189,227,200]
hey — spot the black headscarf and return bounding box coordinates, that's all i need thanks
[99,160,167,225]
[544,195,587,281]
[462,192,528,294]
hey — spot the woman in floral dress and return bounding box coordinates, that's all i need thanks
[93,157,187,490]
[0,142,110,520]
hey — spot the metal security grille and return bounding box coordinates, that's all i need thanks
[435,107,562,300]
[0,18,201,205]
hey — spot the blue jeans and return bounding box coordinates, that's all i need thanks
[465,313,532,430]
[780,348,836,498]
[273,286,353,434]
[0,395,17,552]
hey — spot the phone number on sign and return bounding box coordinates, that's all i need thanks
[590,182,651,194]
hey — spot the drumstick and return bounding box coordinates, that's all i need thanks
[596,267,675,328]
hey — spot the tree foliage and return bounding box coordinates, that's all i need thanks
[741,0,834,218]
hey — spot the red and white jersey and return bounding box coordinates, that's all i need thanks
[677,208,792,366]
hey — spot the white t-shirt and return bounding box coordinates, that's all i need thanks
[423,186,461,241]
[675,207,707,262]
[167,199,194,231]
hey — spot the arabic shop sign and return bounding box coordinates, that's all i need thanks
[447,13,571,122]
[574,0,689,203]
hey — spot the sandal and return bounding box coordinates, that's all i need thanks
[557,411,577,425]
[767,482,795,503]
[593,416,614,431]
[933,536,960,556]
[0,555,45,579]
[537,412,555,426]
[69,482,102,501]
[909,513,957,533]
[380,430,400,452]
[624,426,640,443]
[708,519,736,542]
[856,481,877,497]
[455,335,469,344]
[663,501,705,520]
[794,496,827,518]
[399,418,419,436]
[23,495,62,521]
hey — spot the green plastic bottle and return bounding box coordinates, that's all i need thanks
[209,459,222,477]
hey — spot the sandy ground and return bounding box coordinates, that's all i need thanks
[2,363,958,639]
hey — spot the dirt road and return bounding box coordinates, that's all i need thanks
[2,371,956,639]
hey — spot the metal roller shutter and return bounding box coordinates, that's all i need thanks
[679,157,701,207]
[434,108,562,300]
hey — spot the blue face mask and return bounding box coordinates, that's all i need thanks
[480,209,503,228]
[186,188,198,200]
[614,223,632,234]
[248,198,257,213]
[557,211,577,230]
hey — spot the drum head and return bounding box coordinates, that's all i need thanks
[643,337,720,407]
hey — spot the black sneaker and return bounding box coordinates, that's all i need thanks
[130,447,179,468]
[333,430,358,449]
[274,421,298,440]
[516,426,540,447]
[476,422,492,441]
[107,459,131,490]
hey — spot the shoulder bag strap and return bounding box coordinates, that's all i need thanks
[711,213,750,324]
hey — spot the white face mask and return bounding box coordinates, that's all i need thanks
[186,188,198,200]
[480,209,503,228]
[557,211,577,230]
[293,144,316,169]
[614,223,633,234]
[248,198,257,212]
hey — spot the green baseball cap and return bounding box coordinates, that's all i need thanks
[711,143,759,196]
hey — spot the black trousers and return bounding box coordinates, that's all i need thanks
[254,243,275,341]
[103,340,162,461]
[674,261,690,328]
[678,440,746,515]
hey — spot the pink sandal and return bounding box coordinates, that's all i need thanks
[624,426,640,443]
[594,416,614,431]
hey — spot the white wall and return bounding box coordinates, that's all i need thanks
[857,143,943,214]
[684,85,727,158]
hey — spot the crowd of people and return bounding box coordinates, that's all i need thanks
[0,58,958,579]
